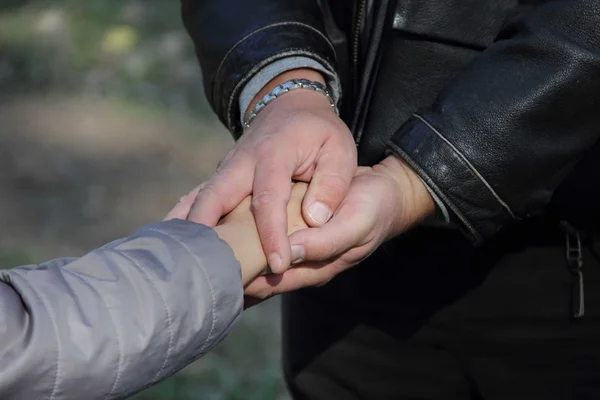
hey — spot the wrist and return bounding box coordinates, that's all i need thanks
[245,68,327,121]
[375,155,436,233]
[213,224,267,286]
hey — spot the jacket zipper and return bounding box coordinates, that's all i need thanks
[351,0,367,143]
[562,221,585,319]
[352,0,367,77]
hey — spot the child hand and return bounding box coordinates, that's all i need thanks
[219,182,309,235]
[165,182,309,284]
[216,182,310,283]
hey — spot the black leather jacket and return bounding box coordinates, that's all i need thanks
[182,0,600,244]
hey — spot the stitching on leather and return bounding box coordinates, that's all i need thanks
[226,49,336,132]
[413,113,517,219]
[214,21,333,102]
[146,228,218,359]
[119,250,174,385]
[387,140,484,244]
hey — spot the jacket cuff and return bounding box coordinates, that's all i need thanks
[388,113,519,245]
[131,220,244,371]
[213,22,338,138]
[416,176,451,223]
[238,56,341,125]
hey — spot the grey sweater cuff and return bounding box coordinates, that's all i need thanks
[418,177,451,224]
[239,56,341,124]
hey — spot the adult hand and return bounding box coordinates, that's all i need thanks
[164,184,204,221]
[243,156,436,300]
[186,69,357,273]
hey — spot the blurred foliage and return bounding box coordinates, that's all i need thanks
[0,0,213,116]
[0,249,37,266]
[0,1,290,399]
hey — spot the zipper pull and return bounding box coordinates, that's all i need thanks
[571,269,585,319]
[563,222,585,319]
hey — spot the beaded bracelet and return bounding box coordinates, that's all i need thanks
[243,79,338,130]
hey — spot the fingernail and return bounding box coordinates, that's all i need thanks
[268,253,283,273]
[291,245,305,265]
[307,202,331,226]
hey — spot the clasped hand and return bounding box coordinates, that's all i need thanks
[172,88,434,303]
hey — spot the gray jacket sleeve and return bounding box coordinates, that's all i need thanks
[0,219,243,400]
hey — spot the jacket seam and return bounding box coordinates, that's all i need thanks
[226,49,337,131]
[45,267,124,400]
[9,272,62,400]
[81,267,123,400]
[145,228,218,358]
[119,251,174,385]
[214,21,333,103]
[387,140,484,244]
[412,113,517,219]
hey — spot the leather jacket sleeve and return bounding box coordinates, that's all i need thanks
[181,0,338,137]
[388,0,600,244]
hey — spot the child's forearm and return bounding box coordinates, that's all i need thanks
[0,220,243,399]
[213,224,267,286]
[211,183,310,285]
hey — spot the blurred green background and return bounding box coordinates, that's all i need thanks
[0,1,290,399]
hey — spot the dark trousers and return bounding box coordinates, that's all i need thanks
[282,223,600,400]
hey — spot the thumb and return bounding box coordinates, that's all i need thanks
[288,211,360,264]
[302,147,356,227]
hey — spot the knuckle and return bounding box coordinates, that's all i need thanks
[326,117,351,137]
[217,146,253,172]
[318,173,350,196]
[254,138,278,158]
[200,181,217,195]
[216,152,233,172]
[234,145,254,161]
[252,185,290,210]
[328,133,357,157]
[256,229,282,253]
[324,242,339,259]
[196,182,219,201]
[256,162,283,179]
[345,144,358,162]
[312,239,338,260]
[321,146,356,168]
[251,190,279,210]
